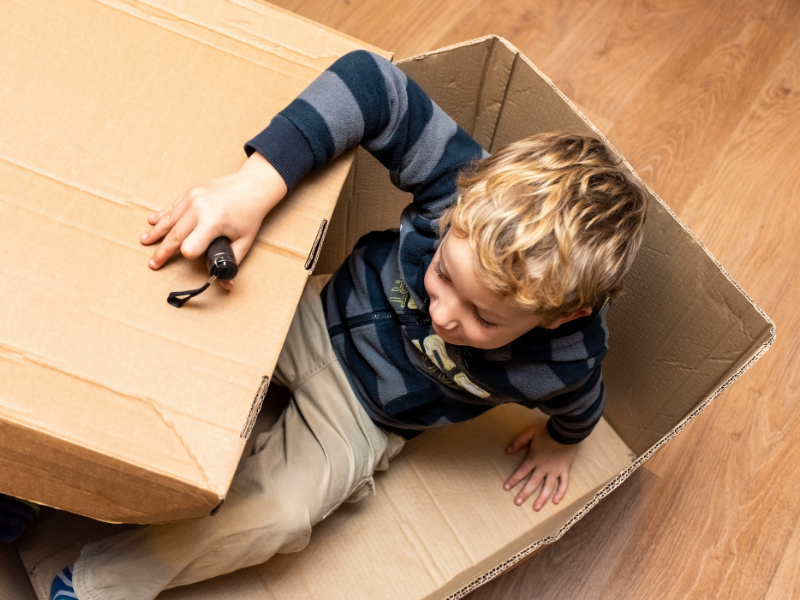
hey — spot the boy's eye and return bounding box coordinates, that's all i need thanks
[433,260,449,282]
[474,310,495,329]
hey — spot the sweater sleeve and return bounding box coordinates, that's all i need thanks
[245,50,486,212]
[534,366,606,445]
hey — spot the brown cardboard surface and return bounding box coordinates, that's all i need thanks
[0,0,390,524]
[7,26,774,600]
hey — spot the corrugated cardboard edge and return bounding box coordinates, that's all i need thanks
[395,35,499,66]
[395,36,777,600]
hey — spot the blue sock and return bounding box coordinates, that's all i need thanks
[0,494,40,543]
[50,566,76,600]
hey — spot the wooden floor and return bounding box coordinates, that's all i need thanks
[267,1,800,598]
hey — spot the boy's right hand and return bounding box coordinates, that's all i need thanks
[141,152,287,287]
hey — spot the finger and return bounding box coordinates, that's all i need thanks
[218,280,234,291]
[181,219,223,261]
[147,210,165,226]
[504,458,535,490]
[141,196,189,246]
[149,212,198,269]
[532,475,556,512]
[515,470,543,506]
[552,472,570,505]
[147,189,186,228]
[229,235,255,266]
[506,427,535,454]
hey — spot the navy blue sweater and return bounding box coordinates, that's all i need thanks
[246,51,608,443]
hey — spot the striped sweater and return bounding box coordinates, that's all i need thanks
[246,51,608,443]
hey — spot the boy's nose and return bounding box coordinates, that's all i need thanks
[430,296,459,331]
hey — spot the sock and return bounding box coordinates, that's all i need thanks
[0,494,40,543]
[50,566,76,600]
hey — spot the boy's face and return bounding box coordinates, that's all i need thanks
[423,231,590,350]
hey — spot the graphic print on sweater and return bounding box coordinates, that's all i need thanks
[389,279,418,310]
[411,335,490,398]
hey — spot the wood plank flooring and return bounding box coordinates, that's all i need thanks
[266,1,800,597]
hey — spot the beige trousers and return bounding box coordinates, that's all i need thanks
[73,277,405,600]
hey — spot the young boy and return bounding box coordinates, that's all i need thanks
[49,50,647,600]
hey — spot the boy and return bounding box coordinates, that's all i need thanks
[50,50,647,600]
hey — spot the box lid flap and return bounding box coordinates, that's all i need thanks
[0,0,389,523]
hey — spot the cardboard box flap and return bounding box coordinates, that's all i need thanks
[0,0,389,523]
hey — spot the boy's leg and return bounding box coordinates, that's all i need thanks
[72,278,404,600]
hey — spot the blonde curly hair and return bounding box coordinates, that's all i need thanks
[439,132,648,322]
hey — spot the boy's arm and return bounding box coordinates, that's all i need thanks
[538,365,606,446]
[143,51,481,272]
[245,50,485,214]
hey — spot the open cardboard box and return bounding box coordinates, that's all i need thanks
[1,1,774,599]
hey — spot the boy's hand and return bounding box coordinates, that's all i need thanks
[503,422,579,512]
[141,152,287,288]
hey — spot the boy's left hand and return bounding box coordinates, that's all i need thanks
[503,422,579,511]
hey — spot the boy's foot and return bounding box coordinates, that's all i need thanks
[50,567,76,600]
[0,494,41,543]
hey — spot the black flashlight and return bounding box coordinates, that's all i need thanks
[167,236,238,307]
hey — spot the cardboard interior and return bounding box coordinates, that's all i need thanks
[0,0,389,524]
[3,11,774,600]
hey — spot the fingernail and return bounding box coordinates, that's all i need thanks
[515,498,522,505]
[504,484,510,490]
[141,233,148,241]
[149,259,156,268]
[149,214,155,220]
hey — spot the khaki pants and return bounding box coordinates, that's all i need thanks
[74,277,405,600]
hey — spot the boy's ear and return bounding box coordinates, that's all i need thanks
[543,306,593,330]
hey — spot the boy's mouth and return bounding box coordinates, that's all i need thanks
[431,322,461,346]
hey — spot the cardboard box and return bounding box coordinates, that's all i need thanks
[0,0,389,524]
[2,4,774,600]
